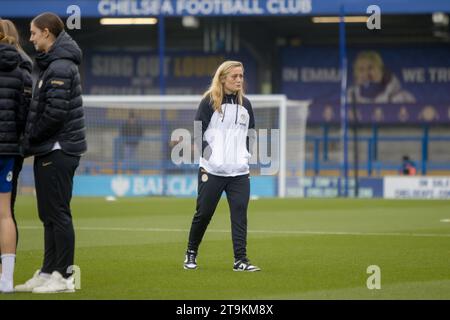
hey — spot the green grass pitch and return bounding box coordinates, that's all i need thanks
[3,196,450,300]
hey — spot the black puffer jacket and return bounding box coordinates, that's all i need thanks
[24,31,87,157]
[0,44,28,155]
[17,51,33,141]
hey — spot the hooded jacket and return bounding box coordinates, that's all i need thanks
[24,31,87,157]
[195,94,255,177]
[0,44,28,155]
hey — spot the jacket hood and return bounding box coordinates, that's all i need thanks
[0,44,20,72]
[35,31,82,69]
[19,50,33,73]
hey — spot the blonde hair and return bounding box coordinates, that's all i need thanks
[0,19,23,50]
[203,61,245,112]
[353,51,384,77]
[0,20,17,45]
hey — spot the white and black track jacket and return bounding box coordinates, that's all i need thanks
[195,94,255,177]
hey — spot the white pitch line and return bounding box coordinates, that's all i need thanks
[19,226,450,238]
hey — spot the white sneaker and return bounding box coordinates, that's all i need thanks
[32,271,75,294]
[15,269,49,292]
[0,279,14,293]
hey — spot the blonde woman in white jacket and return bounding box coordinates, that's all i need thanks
[183,61,260,272]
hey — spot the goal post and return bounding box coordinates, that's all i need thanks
[81,95,309,198]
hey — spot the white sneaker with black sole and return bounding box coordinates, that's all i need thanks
[233,259,261,272]
[183,250,198,270]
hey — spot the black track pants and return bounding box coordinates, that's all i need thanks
[187,168,250,261]
[34,150,79,278]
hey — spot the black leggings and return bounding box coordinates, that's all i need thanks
[10,156,23,246]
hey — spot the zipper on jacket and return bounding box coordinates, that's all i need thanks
[221,103,227,122]
[233,98,238,124]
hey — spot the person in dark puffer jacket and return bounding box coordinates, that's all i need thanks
[15,12,86,294]
[0,19,33,268]
[0,22,28,293]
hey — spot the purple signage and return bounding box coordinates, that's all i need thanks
[82,49,257,95]
[281,46,450,124]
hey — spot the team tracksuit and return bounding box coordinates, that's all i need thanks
[187,93,255,261]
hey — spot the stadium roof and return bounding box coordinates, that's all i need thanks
[2,0,450,18]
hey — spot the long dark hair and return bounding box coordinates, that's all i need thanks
[32,12,64,38]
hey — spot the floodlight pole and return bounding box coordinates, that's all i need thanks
[158,14,168,195]
[339,5,349,198]
[158,14,166,95]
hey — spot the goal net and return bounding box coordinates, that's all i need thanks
[58,95,308,198]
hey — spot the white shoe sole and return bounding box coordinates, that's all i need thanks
[0,290,15,294]
[183,265,198,270]
[14,288,33,292]
[32,289,75,294]
[15,285,46,292]
[233,268,261,272]
[0,283,14,294]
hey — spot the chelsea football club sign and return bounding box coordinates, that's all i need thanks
[1,0,313,17]
[98,0,312,16]
[2,0,450,17]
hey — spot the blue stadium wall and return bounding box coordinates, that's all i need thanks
[71,175,450,199]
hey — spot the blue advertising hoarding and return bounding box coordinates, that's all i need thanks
[73,174,276,197]
[73,175,385,198]
[286,176,384,198]
[23,170,450,199]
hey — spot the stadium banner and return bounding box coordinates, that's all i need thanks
[281,46,450,124]
[83,49,257,94]
[384,176,450,199]
[73,175,275,197]
[286,176,383,198]
[3,0,450,17]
